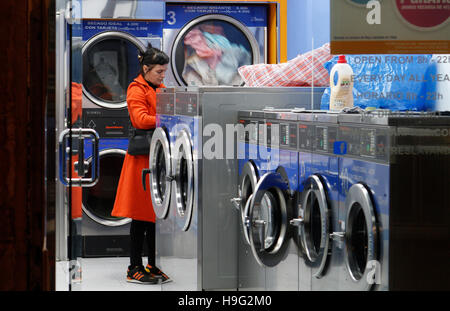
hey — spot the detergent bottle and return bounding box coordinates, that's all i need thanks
[329,55,354,110]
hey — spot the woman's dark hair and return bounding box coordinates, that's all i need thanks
[138,43,169,75]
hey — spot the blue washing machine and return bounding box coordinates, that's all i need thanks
[236,109,300,291]
[235,109,267,290]
[294,110,316,291]
[148,88,177,221]
[335,112,388,291]
[147,88,177,272]
[295,112,342,290]
[152,88,200,290]
[150,88,325,290]
[163,3,268,86]
[335,111,450,291]
[249,109,299,291]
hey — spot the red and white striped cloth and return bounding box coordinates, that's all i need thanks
[238,43,332,87]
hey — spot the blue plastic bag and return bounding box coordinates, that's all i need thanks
[419,55,450,112]
[321,54,433,111]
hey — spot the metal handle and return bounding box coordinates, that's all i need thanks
[244,215,250,228]
[290,217,304,227]
[230,197,242,211]
[59,128,100,187]
[142,168,151,191]
[73,160,89,176]
[330,232,345,241]
[142,169,174,190]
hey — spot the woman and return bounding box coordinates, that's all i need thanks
[112,44,170,284]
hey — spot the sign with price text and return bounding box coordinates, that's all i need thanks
[331,0,450,54]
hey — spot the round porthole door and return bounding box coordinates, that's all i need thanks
[82,31,145,108]
[149,127,173,220]
[237,161,259,245]
[344,183,379,290]
[172,130,194,231]
[82,149,130,226]
[298,175,331,278]
[247,172,292,267]
[171,15,259,86]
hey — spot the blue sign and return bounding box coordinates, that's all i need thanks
[164,4,267,29]
[334,141,348,155]
[82,20,163,40]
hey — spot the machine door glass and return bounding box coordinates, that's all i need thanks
[344,183,379,290]
[149,127,173,219]
[247,172,291,267]
[82,32,145,108]
[82,149,129,226]
[298,175,331,278]
[238,161,259,245]
[172,15,259,86]
[173,130,194,231]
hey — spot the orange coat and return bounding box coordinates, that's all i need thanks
[111,75,165,222]
[71,82,83,219]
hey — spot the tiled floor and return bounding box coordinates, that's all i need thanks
[56,258,162,291]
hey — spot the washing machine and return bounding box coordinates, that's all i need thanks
[150,87,325,290]
[335,111,450,291]
[295,111,342,290]
[81,136,129,257]
[82,19,163,110]
[150,87,200,291]
[162,2,268,86]
[248,109,300,291]
[79,18,163,257]
[293,110,316,291]
[145,88,177,266]
[235,109,267,291]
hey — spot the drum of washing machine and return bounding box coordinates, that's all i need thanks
[163,4,267,87]
[82,148,129,227]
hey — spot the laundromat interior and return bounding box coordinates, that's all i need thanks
[1,0,449,294]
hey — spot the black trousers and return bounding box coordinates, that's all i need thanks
[130,219,155,268]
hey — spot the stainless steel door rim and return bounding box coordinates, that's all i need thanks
[149,127,173,219]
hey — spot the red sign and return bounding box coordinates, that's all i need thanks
[395,0,450,29]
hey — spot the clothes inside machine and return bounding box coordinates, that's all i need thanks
[162,3,268,86]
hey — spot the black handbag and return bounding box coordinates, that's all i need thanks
[127,128,155,156]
